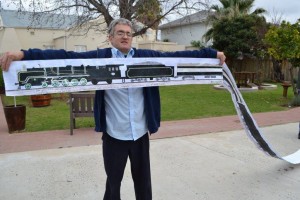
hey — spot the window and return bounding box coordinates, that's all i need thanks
[44,45,54,50]
[74,45,87,52]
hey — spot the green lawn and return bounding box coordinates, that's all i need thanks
[1,84,295,132]
[160,84,293,120]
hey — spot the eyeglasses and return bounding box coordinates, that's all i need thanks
[114,31,133,38]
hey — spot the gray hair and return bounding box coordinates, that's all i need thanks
[108,18,133,35]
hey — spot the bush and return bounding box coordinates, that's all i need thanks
[190,40,205,49]
[0,68,4,88]
[290,95,300,107]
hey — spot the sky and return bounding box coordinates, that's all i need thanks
[254,0,300,23]
[1,0,299,24]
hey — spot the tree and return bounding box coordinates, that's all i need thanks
[264,20,300,95]
[210,0,265,19]
[204,0,265,42]
[135,0,162,40]
[210,15,267,60]
[3,0,211,37]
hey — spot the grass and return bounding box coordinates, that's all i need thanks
[1,83,295,132]
[160,84,293,120]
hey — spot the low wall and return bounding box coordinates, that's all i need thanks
[137,41,185,52]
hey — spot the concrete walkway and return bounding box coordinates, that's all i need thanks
[0,98,300,199]
[0,123,300,200]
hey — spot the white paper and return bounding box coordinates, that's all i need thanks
[3,57,300,164]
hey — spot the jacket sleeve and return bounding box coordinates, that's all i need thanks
[21,48,101,60]
[135,48,217,58]
[161,48,217,58]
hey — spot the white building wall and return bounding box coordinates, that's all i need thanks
[61,30,107,51]
[0,20,183,53]
[160,23,211,46]
[1,27,109,52]
[14,28,65,50]
[0,28,22,54]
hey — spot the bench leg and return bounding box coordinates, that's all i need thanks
[70,118,75,135]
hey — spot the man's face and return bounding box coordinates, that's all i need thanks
[109,24,133,54]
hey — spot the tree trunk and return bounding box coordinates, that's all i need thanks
[272,59,283,81]
[289,66,297,95]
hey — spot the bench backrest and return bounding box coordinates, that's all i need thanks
[70,92,95,118]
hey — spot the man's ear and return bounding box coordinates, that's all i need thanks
[108,35,113,42]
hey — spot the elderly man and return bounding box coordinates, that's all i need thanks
[0,18,226,200]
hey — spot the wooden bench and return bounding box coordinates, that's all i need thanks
[234,71,256,88]
[69,92,95,135]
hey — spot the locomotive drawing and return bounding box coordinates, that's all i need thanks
[87,63,174,85]
[18,65,90,89]
[16,61,222,90]
[17,63,175,89]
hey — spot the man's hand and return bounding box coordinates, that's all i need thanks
[0,51,24,71]
[217,51,226,65]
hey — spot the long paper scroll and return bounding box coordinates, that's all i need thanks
[3,58,223,96]
[3,58,300,164]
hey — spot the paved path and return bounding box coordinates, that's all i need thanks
[0,123,300,200]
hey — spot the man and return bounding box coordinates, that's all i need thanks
[0,18,225,200]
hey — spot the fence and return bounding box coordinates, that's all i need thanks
[228,58,299,83]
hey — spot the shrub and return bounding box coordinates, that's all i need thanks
[190,40,205,49]
[0,68,4,88]
[290,95,300,107]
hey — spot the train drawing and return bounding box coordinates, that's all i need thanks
[16,62,222,90]
[176,64,222,80]
[18,65,90,89]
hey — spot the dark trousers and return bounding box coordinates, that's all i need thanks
[102,132,152,200]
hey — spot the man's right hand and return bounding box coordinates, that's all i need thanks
[0,51,24,71]
[217,51,226,65]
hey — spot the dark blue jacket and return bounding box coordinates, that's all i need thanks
[22,47,217,133]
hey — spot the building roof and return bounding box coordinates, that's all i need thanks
[159,10,211,30]
[0,9,78,29]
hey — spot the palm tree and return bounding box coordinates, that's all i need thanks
[212,0,265,19]
[204,0,266,42]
